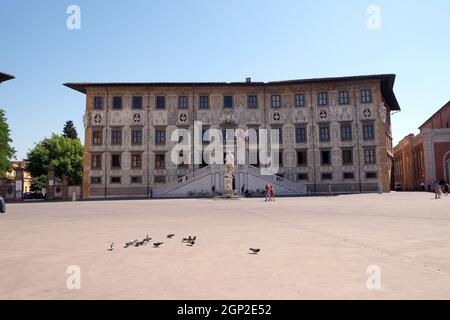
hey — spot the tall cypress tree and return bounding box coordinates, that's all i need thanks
[63,120,79,140]
[0,109,16,176]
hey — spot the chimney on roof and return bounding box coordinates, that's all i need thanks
[245,77,251,83]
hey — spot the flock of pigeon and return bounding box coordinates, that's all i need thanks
[107,234,261,255]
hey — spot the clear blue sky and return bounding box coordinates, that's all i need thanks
[1,0,449,159]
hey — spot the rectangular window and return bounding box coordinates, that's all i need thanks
[92,130,103,145]
[297,173,309,181]
[199,96,209,109]
[278,151,283,167]
[273,127,283,144]
[90,177,102,184]
[296,127,307,143]
[342,149,353,165]
[155,154,165,169]
[322,173,333,180]
[155,129,166,145]
[111,154,121,169]
[248,95,258,109]
[224,95,233,108]
[179,96,188,109]
[131,176,143,184]
[271,95,281,108]
[343,172,355,180]
[340,124,352,141]
[156,96,165,109]
[202,127,210,144]
[364,148,376,164]
[319,126,330,142]
[363,123,375,140]
[318,92,328,106]
[154,176,166,183]
[91,154,102,169]
[113,96,122,110]
[339,91,349,105]
[366,172,377,179]
[131,129,143,145]
[132,96,143,109]
[321,150,331,166]
[93,96,103,110]
[295,94,305,107]
[111,129,122,145]
[110,176,121,184]
[131,154,142,169]
[361,89,372,104]
[297,150,308,166]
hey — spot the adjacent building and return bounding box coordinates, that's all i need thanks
[394,101,450,190]
[65,74,400,199]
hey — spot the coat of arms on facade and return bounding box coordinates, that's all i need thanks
[378,103,387,123]
[273,112,281,122]
[222,111,238,124]
[133,113,141,123]
[319,109,328,120]
[363,108,372,118]
[94,114,102,124]
[179,113,187,123]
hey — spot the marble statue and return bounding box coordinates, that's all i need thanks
[224,152,235,198]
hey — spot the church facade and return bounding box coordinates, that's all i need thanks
[65,74,400,199]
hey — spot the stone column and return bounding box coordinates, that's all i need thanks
[62,176,69,201]
[47,165,55,201]
[14,166,24,202]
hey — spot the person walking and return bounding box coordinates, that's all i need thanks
[265,184,270,202]
[434,181,442,199]
[327,183,333,197]
[444,182,449,196]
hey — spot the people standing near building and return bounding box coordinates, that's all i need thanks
[270,185,275,202]
[434,181,442,199]
[327,183,333,197]
[444,182,449,196]
[264,184,270,202]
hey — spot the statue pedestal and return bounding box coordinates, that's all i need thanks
[223,176,235,198]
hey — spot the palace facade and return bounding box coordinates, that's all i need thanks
[65,74,400,199]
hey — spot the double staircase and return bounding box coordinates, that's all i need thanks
[153,164,307,198]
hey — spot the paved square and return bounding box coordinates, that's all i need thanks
[0,192,449,300]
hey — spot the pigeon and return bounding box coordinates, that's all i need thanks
[186,241,195,247]
[107,243,114,251]
[182,236,196,243]
[144,235,152,242]
[249,248,261,254]
[167,234,175,239]
[153,242,164,248]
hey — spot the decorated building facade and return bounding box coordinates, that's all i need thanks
[65,74,400,199]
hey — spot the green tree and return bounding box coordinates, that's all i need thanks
[26,134,84,185]
[0,109,16,176]
[63,120,79,140]
[30,175,47,192]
